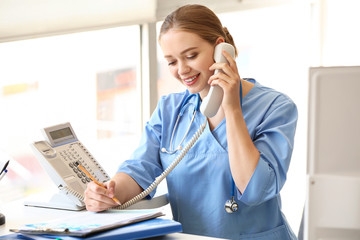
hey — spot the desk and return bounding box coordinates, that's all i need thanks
[0,199,225,240]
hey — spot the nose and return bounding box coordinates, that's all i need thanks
[178,61,190,76]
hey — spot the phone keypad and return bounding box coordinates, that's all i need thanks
[56,142,110,186]
[59,145,92,185]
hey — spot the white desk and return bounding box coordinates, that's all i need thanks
[0,199,225,239]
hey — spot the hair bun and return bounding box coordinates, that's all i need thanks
[223,27,232,42]
[222,27,237,56]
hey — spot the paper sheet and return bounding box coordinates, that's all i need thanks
[11,209,164,237]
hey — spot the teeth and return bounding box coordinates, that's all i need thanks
[184,74,198,82]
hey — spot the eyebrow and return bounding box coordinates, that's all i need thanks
[164,47,198,58]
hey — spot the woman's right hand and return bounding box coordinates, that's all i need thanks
[84,180,119,212]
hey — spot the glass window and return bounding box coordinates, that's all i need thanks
[0,26,141,202]
[322,0,360,66]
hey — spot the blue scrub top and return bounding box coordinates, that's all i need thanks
[118,79,298,240]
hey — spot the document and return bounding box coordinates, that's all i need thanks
[10,209,164,237]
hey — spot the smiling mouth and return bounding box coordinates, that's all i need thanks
[183,73,200,83]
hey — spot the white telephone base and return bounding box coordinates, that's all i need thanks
[24,192,85,211]
[125,194,169,210]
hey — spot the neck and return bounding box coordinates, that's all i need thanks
[199,85,211,100]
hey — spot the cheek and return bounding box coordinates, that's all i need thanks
[169,67,179,78]
[198,56,214,73]
[199,63,214,77]
[169,67,183,83]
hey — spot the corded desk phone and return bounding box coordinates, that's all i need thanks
[28,122,110,210]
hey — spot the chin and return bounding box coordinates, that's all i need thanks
[187,88,198,94]
[184,82,210,95]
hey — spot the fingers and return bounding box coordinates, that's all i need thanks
[221,50,237,69]
[105,180,116,198]
[84,181,118,212]
[210,50,236,71]
[208,50,242,112]
[209,50,240,86]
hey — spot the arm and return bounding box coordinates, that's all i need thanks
[209,50,259,193]
[225,106,260,194]
[209,50,297,202]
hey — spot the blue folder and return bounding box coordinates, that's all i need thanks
[1,218,182,240]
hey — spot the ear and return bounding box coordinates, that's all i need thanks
[215,37,225,45]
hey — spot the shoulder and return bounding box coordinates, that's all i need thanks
[157,90,189,111]
[158,90,188,104]
[244,79,298,123]
[244,80,298,141]
[247,79,296,109]
[149,90,189,125]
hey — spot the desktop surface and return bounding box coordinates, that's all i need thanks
[0,199,226,239]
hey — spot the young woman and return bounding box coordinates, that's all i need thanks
[84,4,298,240]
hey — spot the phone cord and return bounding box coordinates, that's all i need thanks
[115,119,207,210]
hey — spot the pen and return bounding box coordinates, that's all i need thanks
[0,160,9,182]
[0,160,9,175]
[75,162,121,205]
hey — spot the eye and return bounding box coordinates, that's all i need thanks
[187,53,198,60]
[167,60,176,66]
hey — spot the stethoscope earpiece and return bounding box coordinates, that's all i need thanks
[161,146,182,154]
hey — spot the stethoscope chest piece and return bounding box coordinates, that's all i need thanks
[225,196,239,213]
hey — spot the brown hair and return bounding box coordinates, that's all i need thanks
[159,4,238,57]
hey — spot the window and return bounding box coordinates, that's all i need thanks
[0,26,141,202]
[321,0,360,66]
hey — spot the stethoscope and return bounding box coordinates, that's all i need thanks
[161,93,201,155]
[161,81,243,214]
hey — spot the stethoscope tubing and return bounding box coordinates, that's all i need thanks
[161,93,200,154]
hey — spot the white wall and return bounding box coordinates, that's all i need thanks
[0,0,156,42]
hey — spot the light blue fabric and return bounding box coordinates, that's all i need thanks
[118,79,298,240]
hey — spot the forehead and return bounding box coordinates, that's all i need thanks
[159,29,209,55]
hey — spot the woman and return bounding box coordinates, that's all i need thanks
[84,4,298,239]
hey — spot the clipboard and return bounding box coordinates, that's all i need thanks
[10,209,169,237]
[2,218,182,240]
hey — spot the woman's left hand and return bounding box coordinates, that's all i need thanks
[208,50,242,114]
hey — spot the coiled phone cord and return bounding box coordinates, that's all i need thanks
[115,119,207,210]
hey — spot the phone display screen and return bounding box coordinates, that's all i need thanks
[50,127,74,141]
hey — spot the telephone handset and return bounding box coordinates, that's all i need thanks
[28,122,110,211]
[200,42,236,118]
